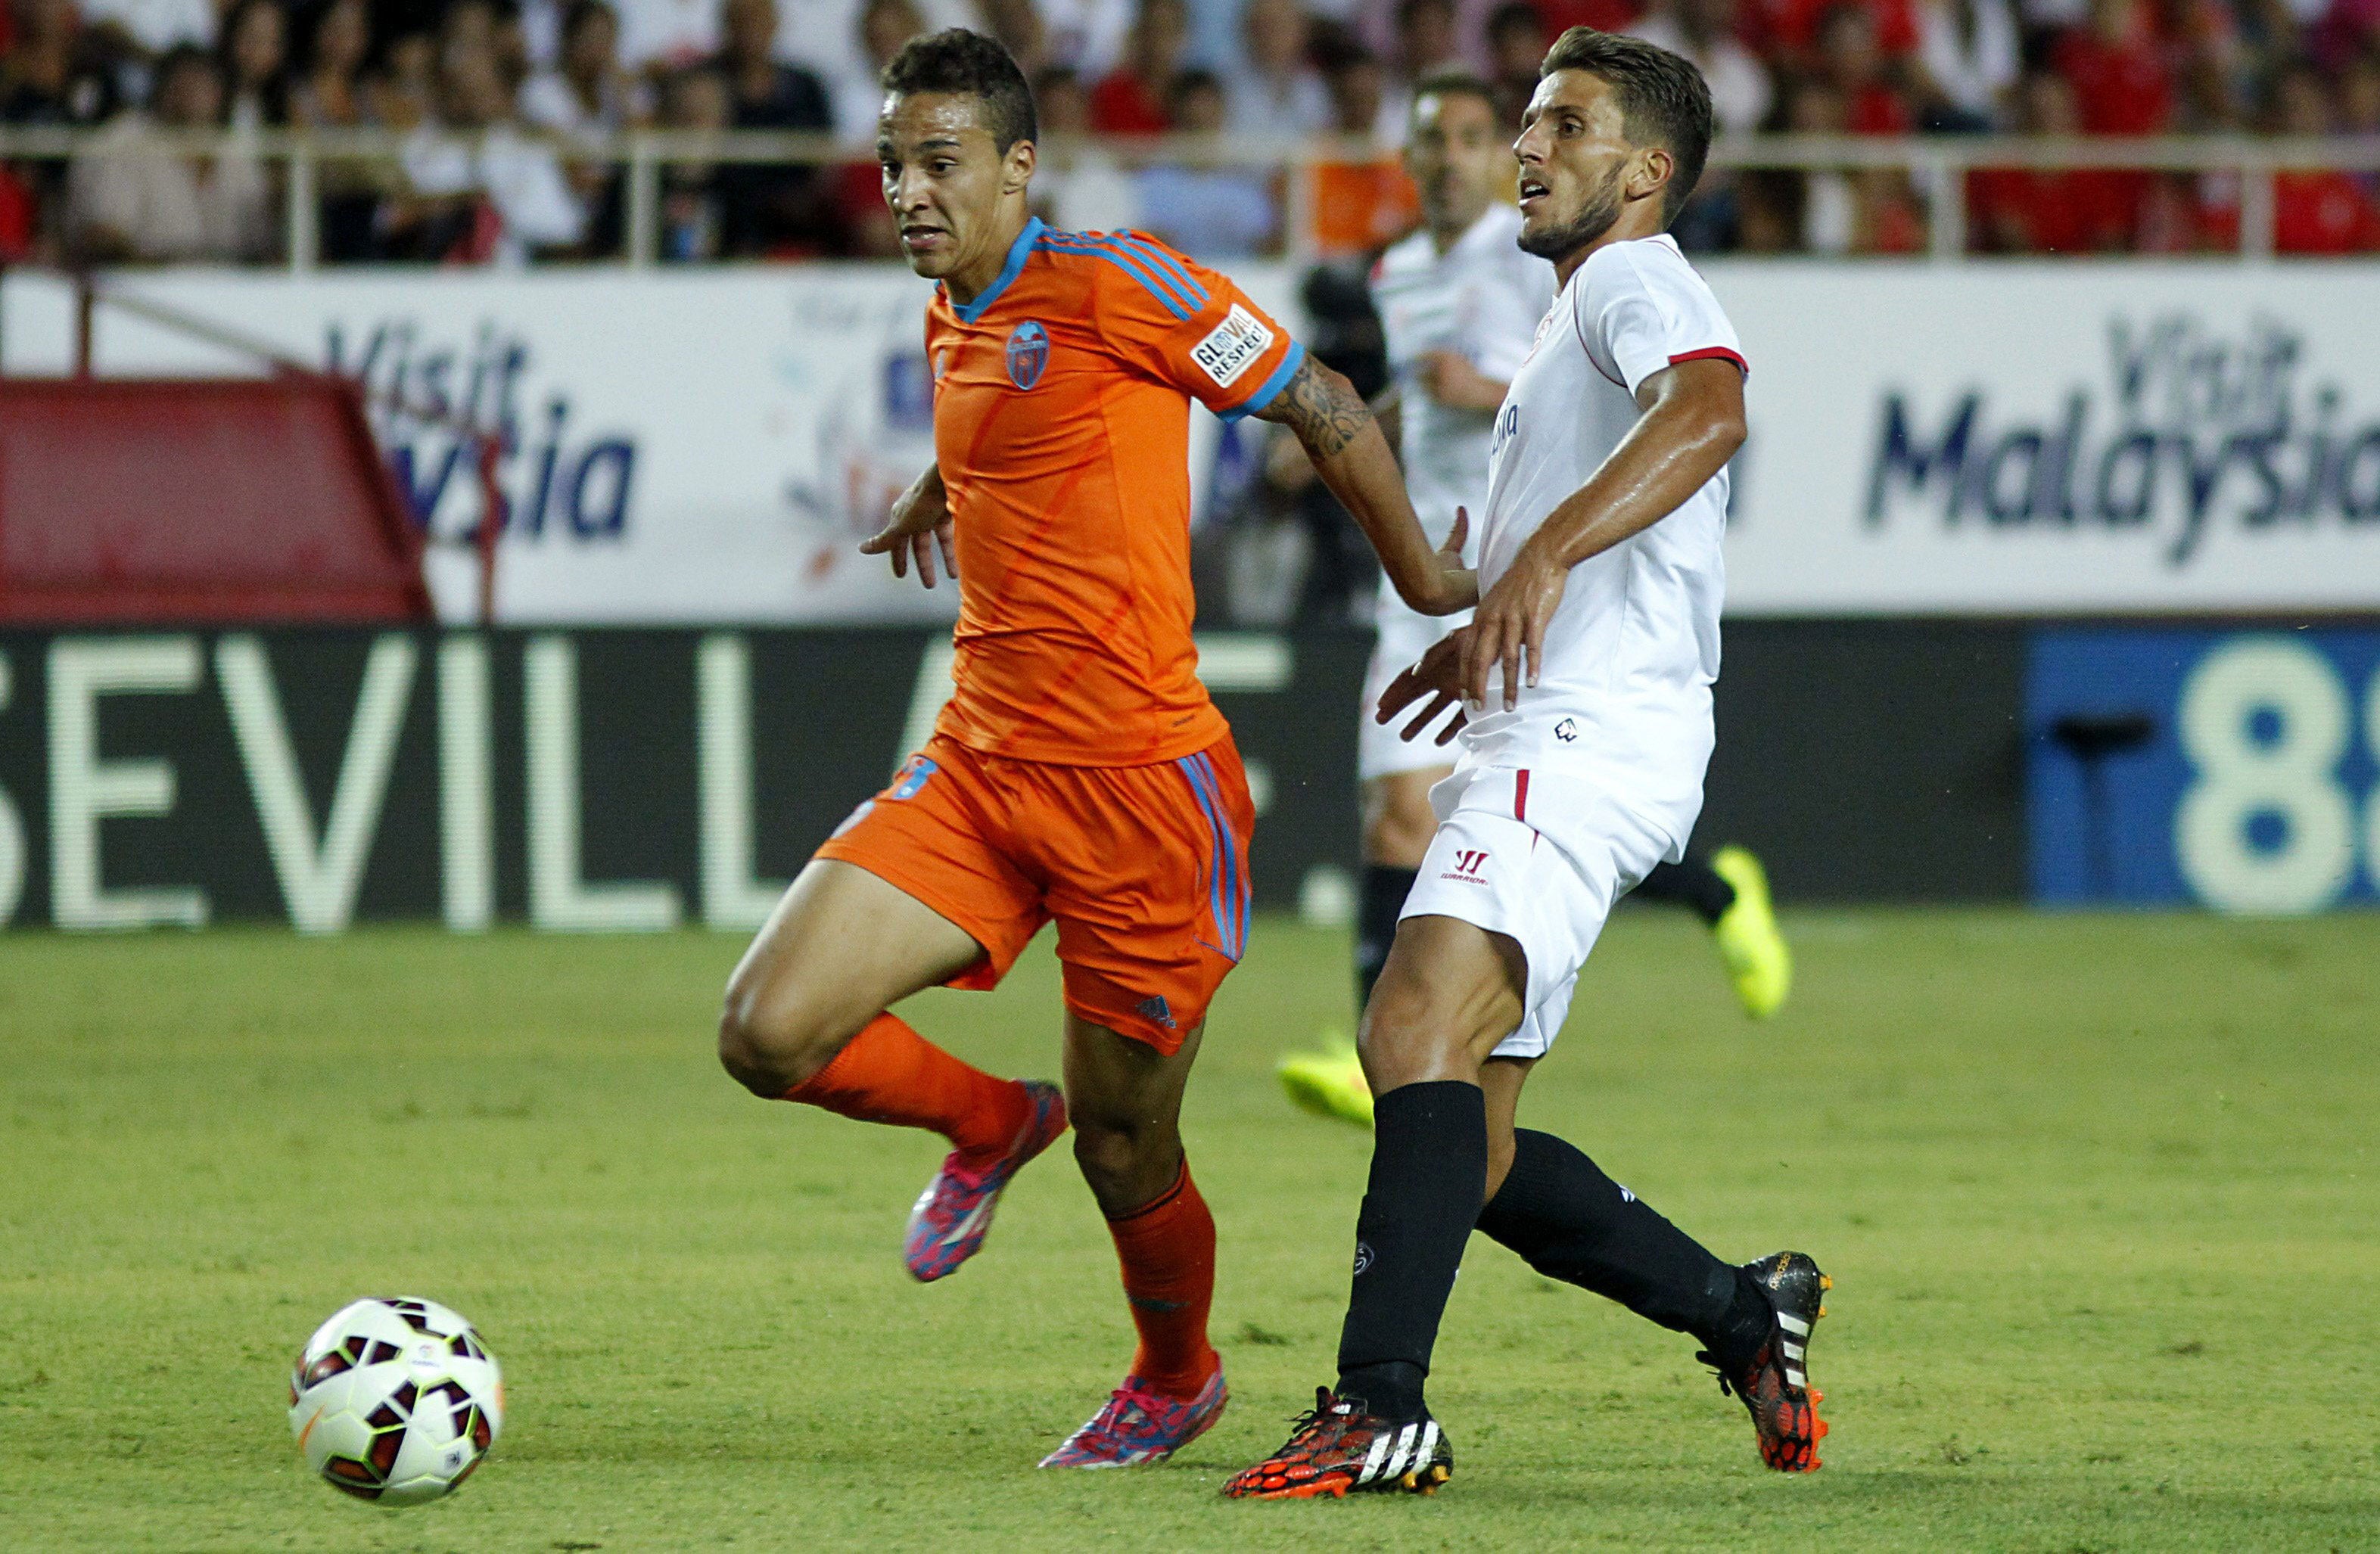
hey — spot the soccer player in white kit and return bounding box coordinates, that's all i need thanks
[1228,29,1828,1500]
[1279,70,1794,1131]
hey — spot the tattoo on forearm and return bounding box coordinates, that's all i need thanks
[1259,357,1370,460]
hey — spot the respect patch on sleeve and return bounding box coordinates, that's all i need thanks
[1190,303,1275,389]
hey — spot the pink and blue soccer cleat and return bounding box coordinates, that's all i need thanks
[901,1079,1068,1283]
[1039,1366,1230,1469]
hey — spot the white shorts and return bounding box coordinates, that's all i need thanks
[1359,588,1473,782]
[1399,766,1681,1061]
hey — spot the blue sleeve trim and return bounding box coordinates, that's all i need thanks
[1112,233,1211,309]
[1219,339,1305,423]
[1037,233,1193,320]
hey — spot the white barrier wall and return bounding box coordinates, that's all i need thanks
[1719,264,2380,615]
[8,261,2379,620]
[0,266,1271,625]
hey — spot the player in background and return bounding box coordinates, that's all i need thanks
[714,30,1472,1472]
[1227,30,1827,1499]
[1276,70,1794,1131]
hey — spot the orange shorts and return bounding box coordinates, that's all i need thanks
[814,732,1255,1052]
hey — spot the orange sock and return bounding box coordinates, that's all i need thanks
[1105,1161,1220,1400]
[785,1012,1031,1166]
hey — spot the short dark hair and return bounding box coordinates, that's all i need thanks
[1539,26,1713,223]
[881,27,1038,152]
[1411,68,1498,119]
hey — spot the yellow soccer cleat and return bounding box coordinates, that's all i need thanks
[1710,845,1792,1019]
[1278,1036,1374,1127]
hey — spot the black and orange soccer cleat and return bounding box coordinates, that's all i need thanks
[1221,1388,1452,1500]
[1702,1251,1831,1472]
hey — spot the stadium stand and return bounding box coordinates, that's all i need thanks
[0,0,2377,262]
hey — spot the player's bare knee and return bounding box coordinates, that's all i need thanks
[1360,965,1508,1089]
[1070,1117,1177,1212]
[717,977,853,1097]
[1069,1117,1138,1183]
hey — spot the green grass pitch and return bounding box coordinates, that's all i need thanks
[2,909,2375,1552]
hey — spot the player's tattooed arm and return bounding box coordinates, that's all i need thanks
[1258,354,1371,458]
[858,462,957,588]
[1255,356,1476,616]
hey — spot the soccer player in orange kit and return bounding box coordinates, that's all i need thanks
[713,28,1475,1469]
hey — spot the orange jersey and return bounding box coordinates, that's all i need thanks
[924,218,1304,766]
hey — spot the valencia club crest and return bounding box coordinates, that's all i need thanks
[1005,320,1050,390]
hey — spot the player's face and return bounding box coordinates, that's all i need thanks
[1513,70,1666,260]
[1403,89,1506,236]
[878,91,1031,282]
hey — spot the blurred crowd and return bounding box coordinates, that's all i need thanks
[5,0,2380,264]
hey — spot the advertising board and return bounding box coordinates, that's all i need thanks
[0,628,1361,931]
[1720,266,2380,616]
[0,267,1274,626]
[0,622,2080,931]
[2028,627,2380,909]
[11,263,2380,620]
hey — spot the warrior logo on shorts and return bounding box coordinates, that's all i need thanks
[1005,320,1050,390]
[1555,716,1579,744]
[1443,848,1490,882]
[1352,1241,1375,1276]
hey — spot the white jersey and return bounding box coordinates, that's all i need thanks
[1370,204,1555,547]
[1358,206,1553,779]
[1461,233,1742,850]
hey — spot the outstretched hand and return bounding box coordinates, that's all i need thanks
[1377,626,1473,747]
[858,468,957,588]
[1464,538,1566,710]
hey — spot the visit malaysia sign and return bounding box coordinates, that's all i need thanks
[1710,263,2380,615]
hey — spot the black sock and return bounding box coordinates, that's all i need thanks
[1354,865,1417,1014]
[1334,1080,1486,1422]
[1476,1129,1738,1341]
[1635,857,1736,926]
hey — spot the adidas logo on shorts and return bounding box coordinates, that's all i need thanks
[1137,995,1177,1030]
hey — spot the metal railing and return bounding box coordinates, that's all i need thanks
[8,124,2380,266]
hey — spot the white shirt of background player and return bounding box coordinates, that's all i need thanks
[1370,203,1554,549]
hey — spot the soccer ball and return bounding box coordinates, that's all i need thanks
[287,1297,504,1506]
